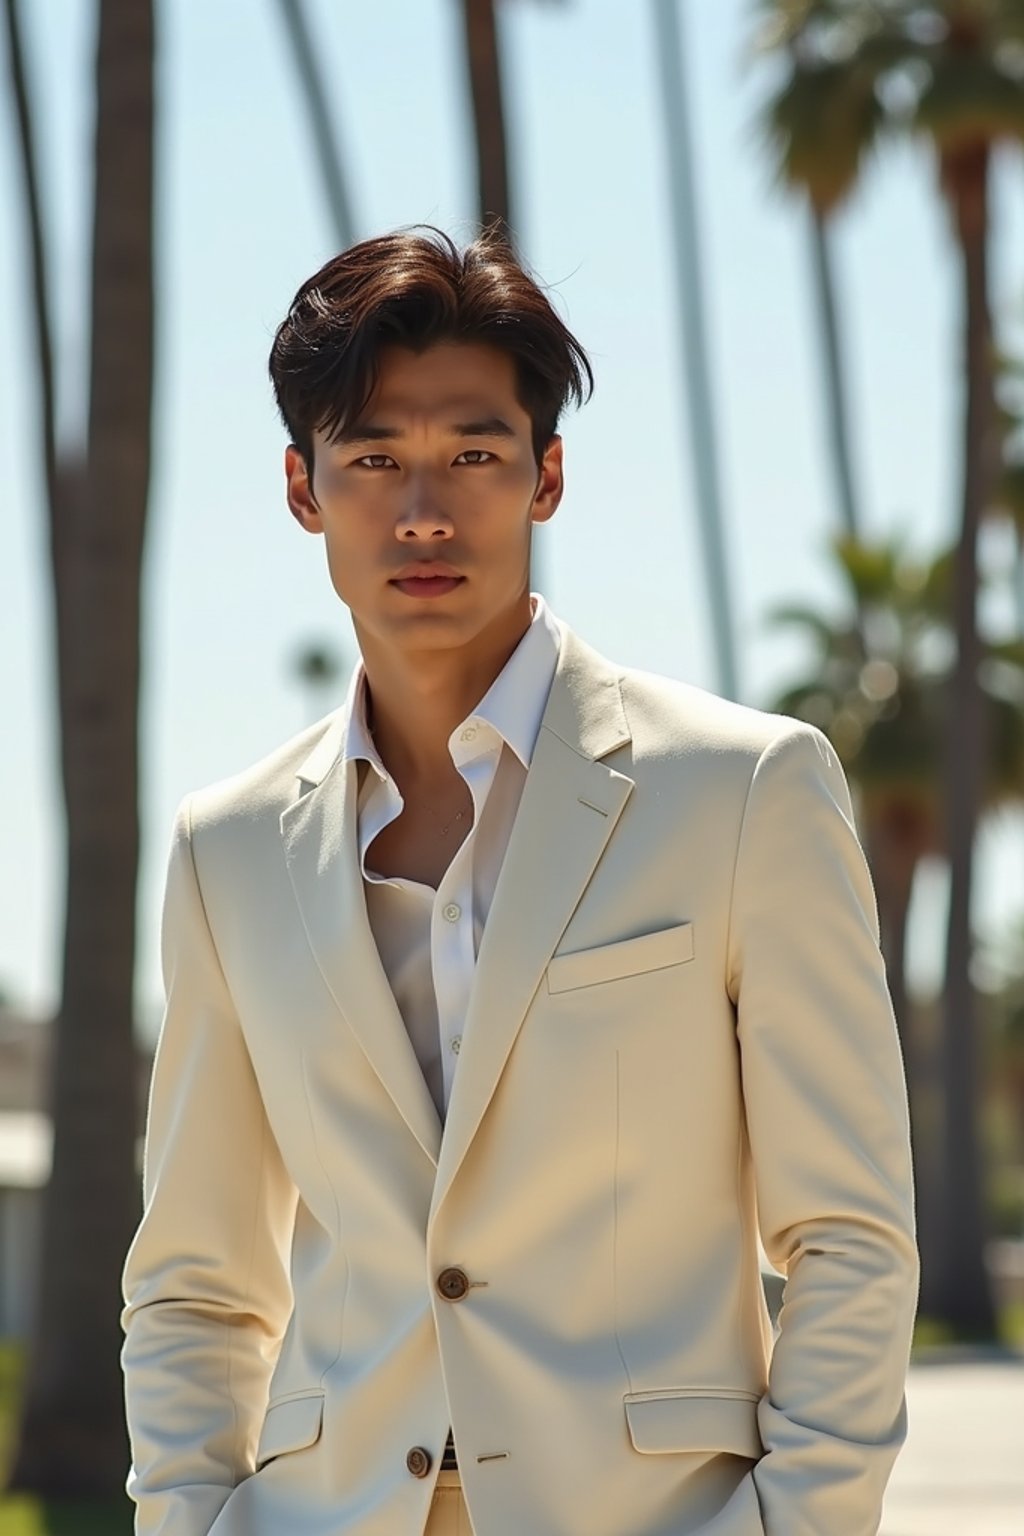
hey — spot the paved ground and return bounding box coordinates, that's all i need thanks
[879,1355,1024,1535]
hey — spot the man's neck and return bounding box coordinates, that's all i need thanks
[357,601,535,787]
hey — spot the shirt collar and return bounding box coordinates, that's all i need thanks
[341,657,386,781]
[468,592,560,769]
[340,593,561,780]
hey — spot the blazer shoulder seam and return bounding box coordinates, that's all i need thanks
[723,720,816,999]
[179,792,244,1029]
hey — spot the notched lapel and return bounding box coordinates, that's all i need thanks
[280,749,443,1167]
[431,630,635,1218]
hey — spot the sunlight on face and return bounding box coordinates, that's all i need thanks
[286,341,564,665]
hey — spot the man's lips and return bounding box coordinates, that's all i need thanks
[390,574,466,599]
[392,561,463,581]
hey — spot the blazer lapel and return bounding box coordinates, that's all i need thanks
[430,626,635,1219]
[280,724,443,1168]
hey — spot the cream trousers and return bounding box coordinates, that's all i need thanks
[424,1468,472,1534]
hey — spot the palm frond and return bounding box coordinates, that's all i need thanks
[995,461,1024,523]
[750,0,847,55]
[914,53,1024,146]
[990,0,1024,48]
[772,679,842,715]
[764,600,861,655]
[763,57,888,209]
[987,690,1024,797]
[986,636,1024,672]
[833,533,904,600]
[916,544,957,616]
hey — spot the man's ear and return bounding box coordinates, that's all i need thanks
[531,434,564,526]
[285,444,323,533]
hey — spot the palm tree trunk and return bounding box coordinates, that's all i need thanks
[459,0,514,241]
[809,201,861,543]
[869,834,915,1092]
[273,0,356,249]
[864,820,931,1262]
[2,0,86,741]
[457,0,552,600]
[10,0,156,1493]
[651,0,739,700]
[3,0,57,516]
[931,141,999,1339]
[1014,520,1024,637]
[786,3,858,548]
[807,202,870,661]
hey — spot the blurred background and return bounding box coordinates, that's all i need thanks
[1,0,1023,1530]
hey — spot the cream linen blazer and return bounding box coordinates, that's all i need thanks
[120,621,919,1536]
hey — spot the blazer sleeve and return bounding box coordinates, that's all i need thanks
[120,797,299,1536]
[726,723,920,1536]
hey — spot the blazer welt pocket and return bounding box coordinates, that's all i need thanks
[255,1388,325,1470]
[546,922,694,995]
[623,1388,763,1459]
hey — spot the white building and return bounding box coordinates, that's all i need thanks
[0,1006,151,1340]
[0,1109,48,1338]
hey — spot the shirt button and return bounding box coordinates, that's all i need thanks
[443,903,461,923]
[437,1267,471,1301]
[406,1446,433,1478]
[450,1036,462,1055]
[461,726,478,742]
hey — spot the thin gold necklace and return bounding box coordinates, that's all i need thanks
[402,789,470,838]
[366,710,471,838]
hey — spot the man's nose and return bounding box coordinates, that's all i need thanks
[395,486,454,541]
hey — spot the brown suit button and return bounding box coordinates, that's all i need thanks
[406,1446,432,1478]
[437,1266,470,1301]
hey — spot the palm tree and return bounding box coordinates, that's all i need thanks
[769,533,1024,1316]
[771,539,949,1052]
[983,930,1024,1192]
[272,0,357,248]
[756,0,1024,1341]
[5,0,155,1494]
[652,0,739,700]
[459,0,514,240]
[994,344,1024,631]
[456,2,579,244]
[772,538,1024,1046]
[754,17,866,544]
[455,0,569,597]
[293,640,344,726]
[274,0,537,251]
[806,206,863,541]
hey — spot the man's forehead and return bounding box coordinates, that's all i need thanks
[358,390,514,420]
[325,402,520,447]
[314,343,530,446]
[374,340,515,388]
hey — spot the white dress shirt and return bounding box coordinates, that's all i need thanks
[340,594,561,1124]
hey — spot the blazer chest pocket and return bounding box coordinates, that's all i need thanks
[624,1388,763,1459]
[255,1388,325,1471]
[546,922,694,995]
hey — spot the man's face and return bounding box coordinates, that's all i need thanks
[285,341,563,659]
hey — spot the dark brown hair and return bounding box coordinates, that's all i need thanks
[268,225,593,476]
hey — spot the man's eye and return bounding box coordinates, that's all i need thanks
[356,454,397,469]
[454,449,495,465]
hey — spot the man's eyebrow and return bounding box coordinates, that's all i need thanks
[332,423,399,446]
[332,416,517,447]
[449,417,516,438]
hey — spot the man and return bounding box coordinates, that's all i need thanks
[120,226,919,1536]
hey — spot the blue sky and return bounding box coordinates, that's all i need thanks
[2,0,1024,1037]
